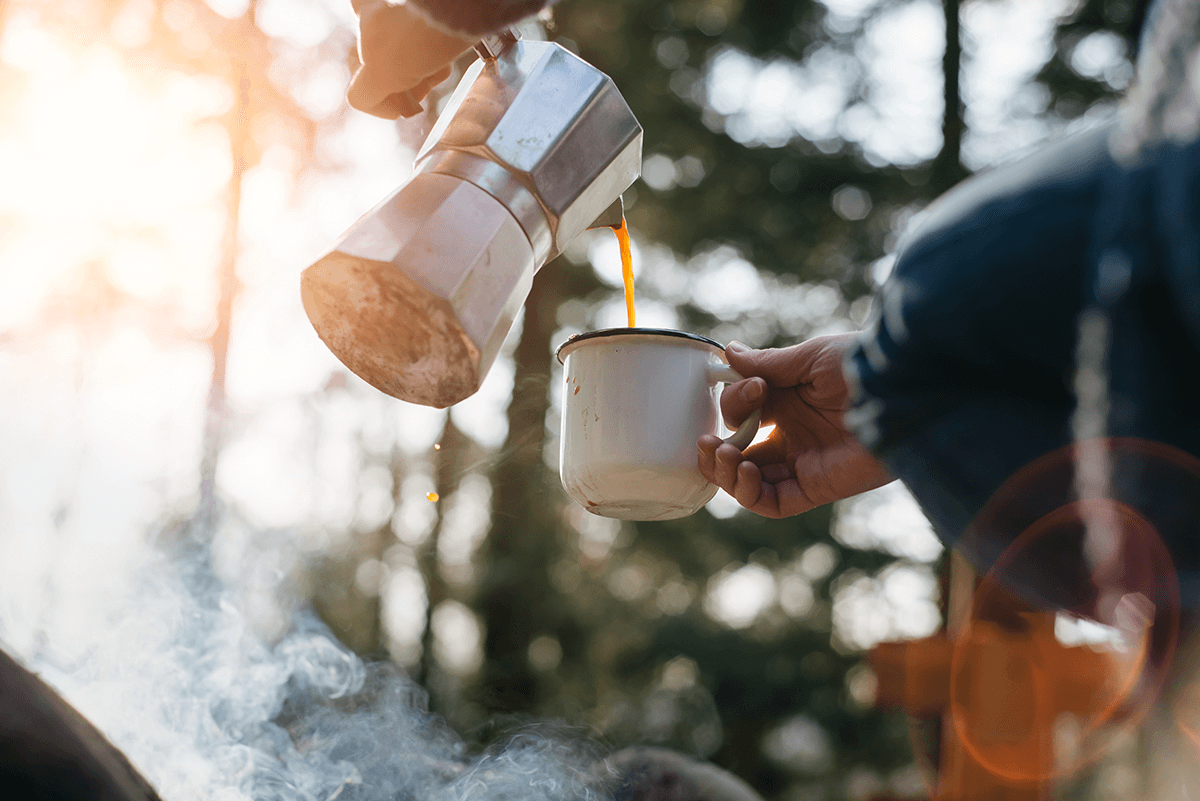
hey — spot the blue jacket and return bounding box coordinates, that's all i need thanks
[845,0,1200,609]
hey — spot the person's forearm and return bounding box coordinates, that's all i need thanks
[353,0,553,38]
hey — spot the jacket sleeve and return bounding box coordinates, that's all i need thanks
[843,125,1113,583]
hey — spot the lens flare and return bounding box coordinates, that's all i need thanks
[947,438,1188,785]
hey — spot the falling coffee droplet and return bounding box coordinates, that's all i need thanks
[427,492,439,502]
[433,443,441,450]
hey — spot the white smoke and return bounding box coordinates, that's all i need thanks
[1,525,610,801]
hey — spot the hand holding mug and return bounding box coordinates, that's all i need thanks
[696,334,893,518]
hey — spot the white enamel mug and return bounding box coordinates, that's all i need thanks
[556,329,761,521]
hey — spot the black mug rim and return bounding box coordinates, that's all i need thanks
[555,327,724,364]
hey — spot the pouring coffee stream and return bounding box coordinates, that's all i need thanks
[614,216,635,327]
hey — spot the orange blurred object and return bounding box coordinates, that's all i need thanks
[870,615,1116,799]
[870,491,1180,800]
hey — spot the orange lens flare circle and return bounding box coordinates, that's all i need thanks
[948,438,1186,784]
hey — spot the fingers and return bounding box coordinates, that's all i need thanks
[699,438,788,518]
[719,376,767,429]
[712,442,744,492]
[700,433,849,519]
[698,436,763,508]
[348,65,454,119]
[701,407,786,482]
[358,68,454,118]
[349,2,471,118]
[697,434,722,485]
[717,449,809,519]
[698,435,742,492]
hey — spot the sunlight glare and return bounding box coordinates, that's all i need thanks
[961,0,1076,168]
[819,0,880,19]
[834,481,943,562]
[705,490,743,519]
[257,0,344,47]
[110,1,155,49]
[855,0,944,164]
[432,601,484,676]
[0,30,240,338]
[704,563,777,629]
[204,0,251,19]
[691,251,765,319]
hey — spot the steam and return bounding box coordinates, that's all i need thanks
[1,528,610,801]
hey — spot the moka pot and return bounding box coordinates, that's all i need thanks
[301,31,643,408]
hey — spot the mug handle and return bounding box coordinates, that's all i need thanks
[708,362,763,451]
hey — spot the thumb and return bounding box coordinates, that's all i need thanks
[724,340,819,389]
[726,335,856,408]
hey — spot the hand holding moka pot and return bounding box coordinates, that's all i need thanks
[302,30,643,408]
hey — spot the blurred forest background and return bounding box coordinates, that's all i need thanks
[0,0,1152,799]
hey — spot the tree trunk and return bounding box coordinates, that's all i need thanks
[196,5,258,534]
[931,0,968,193]
[416,416,471,698]
[474,269,560,714]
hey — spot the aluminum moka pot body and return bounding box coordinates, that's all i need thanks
[301,33,643,408]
